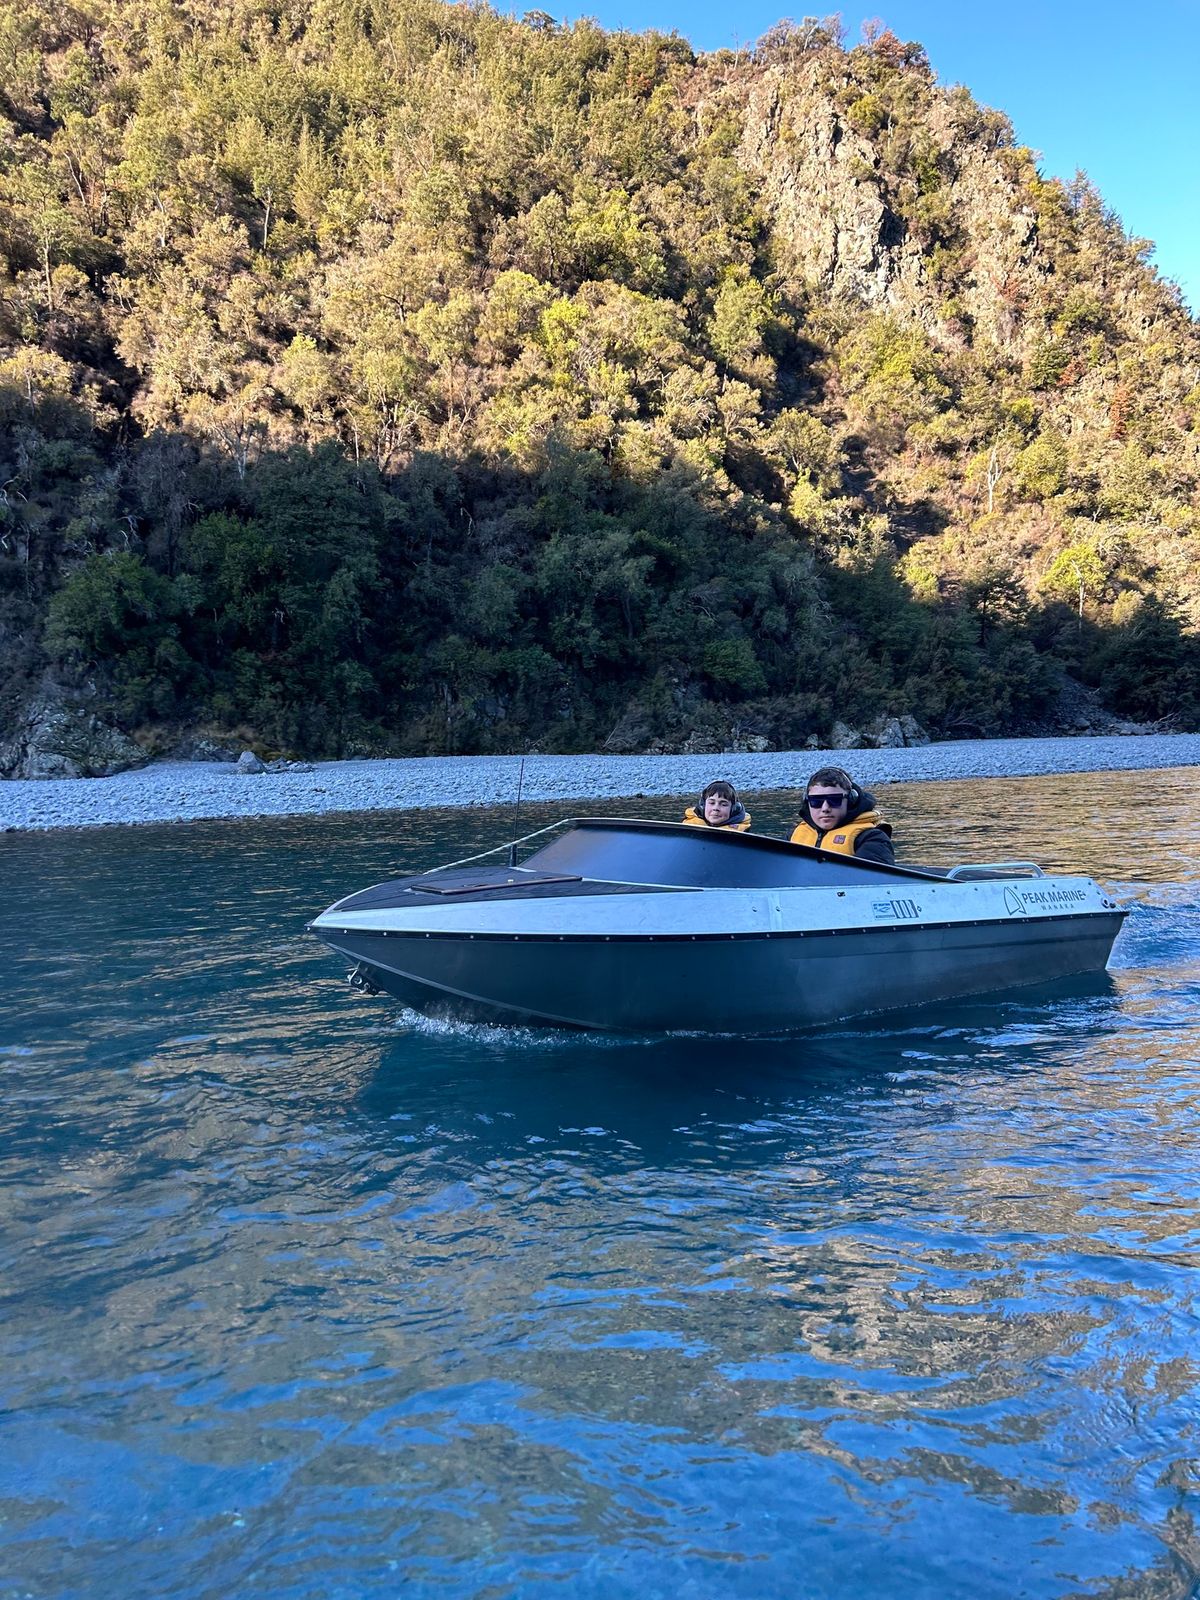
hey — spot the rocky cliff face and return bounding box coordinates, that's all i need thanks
[726,50,1183,356]
[0,684,146,780]
[740,65,951,316]
[681,33,1200,661]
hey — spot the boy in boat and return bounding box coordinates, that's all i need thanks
[790,766,894,863]
[682,779,752,831]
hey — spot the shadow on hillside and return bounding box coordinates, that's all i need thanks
[2,410,1195,763]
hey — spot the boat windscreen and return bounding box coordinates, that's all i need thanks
[525,819,924,889]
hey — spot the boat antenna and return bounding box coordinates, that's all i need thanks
[507,755,527,867]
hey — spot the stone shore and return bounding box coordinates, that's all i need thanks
[3,732,1200,832]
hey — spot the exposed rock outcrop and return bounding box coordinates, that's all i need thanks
[1034,674,1157,737]
[735,60,1046,347]
[0,687,146,779]
[171,735,239,762]
[829,719,864,749]
[827,714,930,749]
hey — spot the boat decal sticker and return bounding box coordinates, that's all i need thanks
[1007,885,1089,912]
[872,898,921,919]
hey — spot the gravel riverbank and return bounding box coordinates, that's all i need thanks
[3,733,1200,833]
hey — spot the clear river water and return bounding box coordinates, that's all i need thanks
[2,768,1199,1600]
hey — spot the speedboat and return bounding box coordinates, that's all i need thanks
[309,818,1126,1032]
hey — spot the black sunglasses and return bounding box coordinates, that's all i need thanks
[808,791,848,808]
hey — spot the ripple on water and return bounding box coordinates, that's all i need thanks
[2,776,1200,1599]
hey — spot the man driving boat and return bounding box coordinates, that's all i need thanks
[789,766,894,863]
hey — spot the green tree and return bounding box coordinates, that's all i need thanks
[1040,540,1109,625]
[45,550,199,718]
[1013,430,1068,501]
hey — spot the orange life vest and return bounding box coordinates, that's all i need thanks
[682,805,752,832]
[789,810,887,855]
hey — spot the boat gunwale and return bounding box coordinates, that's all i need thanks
[315,907,1127,942]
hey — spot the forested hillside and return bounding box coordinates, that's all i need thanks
[2,0,1198,765]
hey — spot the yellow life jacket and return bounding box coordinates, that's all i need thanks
[789,809,884,855]
[682,805,752,832]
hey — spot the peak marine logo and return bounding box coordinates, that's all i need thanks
[1004,886,1087,916]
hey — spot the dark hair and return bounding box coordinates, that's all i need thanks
[700,780,737,804]
[806,766,855,793]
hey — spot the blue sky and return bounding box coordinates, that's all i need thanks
[558,0,1199,314]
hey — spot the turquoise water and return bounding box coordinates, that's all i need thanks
[2,770,1199,1599]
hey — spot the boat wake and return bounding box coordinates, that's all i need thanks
[390,1007,650,1052]
[1106,884,1200,974]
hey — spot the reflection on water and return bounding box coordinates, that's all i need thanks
[2,768,1200,1599]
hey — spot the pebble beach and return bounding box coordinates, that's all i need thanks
[4,732,1200,832]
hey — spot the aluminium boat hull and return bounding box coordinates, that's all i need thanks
[317,913,1124,1032]
[311,818,1126,1033]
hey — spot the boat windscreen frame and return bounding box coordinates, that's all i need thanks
[522,817,951,891]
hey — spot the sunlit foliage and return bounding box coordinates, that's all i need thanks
[1,0,1197,753]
